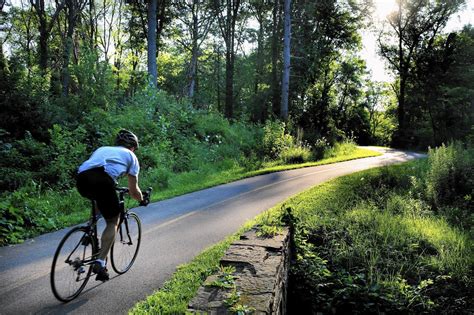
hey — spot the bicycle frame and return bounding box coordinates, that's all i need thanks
[64,202,101,273]
[116,188,134,246]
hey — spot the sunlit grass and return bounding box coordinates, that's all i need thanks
[132,161,474,314]
[146,146,380,202]
[403,217,473,276]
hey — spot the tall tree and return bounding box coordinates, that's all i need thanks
[270,0,282,117]
[174,0,215,101]
[29,0,65,72]
[0,0,7,73]
[280,0,291,120]
[5,1,37,76]
[411,27,474,145]
[147,0,158,87]
[214,0,242,119]
[248,0,272,122]
[378,0,464,147]
[290,0,363,142]
[61,0,87,96]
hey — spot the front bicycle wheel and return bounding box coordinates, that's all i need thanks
[110,212,142,274]
[51,227,97,302]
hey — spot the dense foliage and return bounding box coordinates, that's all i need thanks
[281,143,473,314]
[1,80,375,245]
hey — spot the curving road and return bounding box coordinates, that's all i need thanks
[0,148,425,315]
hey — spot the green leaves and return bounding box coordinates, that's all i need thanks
[287,148,473,313]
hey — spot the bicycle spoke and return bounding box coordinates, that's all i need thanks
[51,227,96,302]
[110,212,142,274]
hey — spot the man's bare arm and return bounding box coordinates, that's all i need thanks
[127,175,143,201]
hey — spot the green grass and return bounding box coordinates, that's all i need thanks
[1,145,379,246]
[131,146,380,205]
[128,158,473,314]
[129,216,261,314]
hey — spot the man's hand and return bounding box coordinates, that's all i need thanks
[139,188,152,207]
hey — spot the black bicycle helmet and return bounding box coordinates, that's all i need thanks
[115,129,139,149]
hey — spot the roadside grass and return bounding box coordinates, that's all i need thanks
[129,237,236,314]
[128,154,473,314]
[129,200,282,314]
[148,146,380,202]
[1,146,380,245]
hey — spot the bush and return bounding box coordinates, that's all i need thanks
[426,142,474,210]
[312,137,330,160]
[0,132,51,191]
[324,139,357,159]
[424,143,474,232]
[47,125,87,188]
[280,145,313,164]
[287,158,473,314]
[263,120,294,159]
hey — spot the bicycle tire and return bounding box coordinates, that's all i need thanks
[110,212,142,274]
[50,226,97,302]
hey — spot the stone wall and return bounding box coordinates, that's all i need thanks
[188,227,290,314]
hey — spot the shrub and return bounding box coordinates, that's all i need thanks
[312,137,330,160]
[263,120,294,159]
[0,132,51,191]
[425,143,474,230]
[280,145,313,164]
[47,125,87,188]
[324,139,357,159]
[145,167,172,189]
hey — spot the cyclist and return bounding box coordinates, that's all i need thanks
[76,129,143,281]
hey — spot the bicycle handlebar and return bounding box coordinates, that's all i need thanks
[116,186,153,207]
[140,187,153,207]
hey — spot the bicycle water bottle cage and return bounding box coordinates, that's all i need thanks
[81,235,91,246]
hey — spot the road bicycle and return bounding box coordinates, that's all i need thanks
[50,187,152,302]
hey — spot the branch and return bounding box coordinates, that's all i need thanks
[47,0,66,34]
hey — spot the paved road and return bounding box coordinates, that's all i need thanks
[0,148,425,314]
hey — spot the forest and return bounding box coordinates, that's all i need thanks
[0,0,473,313]
[1,0,473,191]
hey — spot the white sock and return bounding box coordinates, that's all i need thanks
[96,259,106,267]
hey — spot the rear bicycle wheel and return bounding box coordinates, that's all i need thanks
[110,212,141,274]
[51,227,97,302]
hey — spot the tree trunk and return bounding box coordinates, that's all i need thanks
[89,0,96,50]
[271,0,282,117]
[38,25,48,71]
[280,0,291,121]
[225,43,234,119]
[188,0,199,99]
[61,0,75,96]
[30,0,65,72]
[215,42,221,112]
[147,0,158,88]
[253,7,266,122]
[61,25,74,96]
[223,0,240,119]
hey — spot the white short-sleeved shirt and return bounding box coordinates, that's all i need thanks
[78,146,140,181]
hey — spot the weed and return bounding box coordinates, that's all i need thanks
[256,225,283,238]
[205,265,237,289]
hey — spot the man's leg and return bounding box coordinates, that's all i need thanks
[99,214,120,261]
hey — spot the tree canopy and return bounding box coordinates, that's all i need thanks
[0,0,472,150]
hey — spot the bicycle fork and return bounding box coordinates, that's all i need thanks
[117,216,133,246]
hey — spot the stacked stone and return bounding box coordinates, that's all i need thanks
[188,228,290,314]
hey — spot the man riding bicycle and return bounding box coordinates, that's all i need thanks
[76,129,143,281]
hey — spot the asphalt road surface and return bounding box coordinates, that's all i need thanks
[0,148,425,315]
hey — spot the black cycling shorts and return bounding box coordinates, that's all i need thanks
[76,167,120,219]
